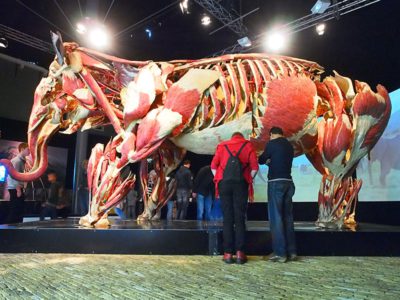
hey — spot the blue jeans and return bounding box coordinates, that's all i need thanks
[210,198,223,221]
[115,207,127,220]
[197,194,212,220]
[268,180,296,257]
[167,200,174,220]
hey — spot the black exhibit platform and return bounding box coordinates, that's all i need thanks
[0,218,399,256]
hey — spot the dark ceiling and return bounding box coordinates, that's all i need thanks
[0,0,399,92]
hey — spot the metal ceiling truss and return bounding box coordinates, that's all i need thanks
[193,0,248,37]
[0,24,54,54]
[212,0,381,56]
[0,0,381,58]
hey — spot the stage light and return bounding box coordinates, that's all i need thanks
[145,28,152,39]
[201,15,211,26]
[264,31,287,53]
[237,36,252,48]
[0,165,6,182]
[180,0,189,14]
[311,0,331,14]
[0,37,8,48]
[89,27,110,49]
[316,23,326,35]
[76,23,87,34]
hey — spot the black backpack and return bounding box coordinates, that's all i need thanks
[223,142,248,182]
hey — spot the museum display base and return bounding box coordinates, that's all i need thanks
[0,218,399,256]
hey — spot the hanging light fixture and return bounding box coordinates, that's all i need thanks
[201,15,211,26]
[311,0,331,14]
[0,37,8,48]
[316,23,326,35]
[180,0,189,14]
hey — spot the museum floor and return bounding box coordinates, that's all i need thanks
[0,254,399,299]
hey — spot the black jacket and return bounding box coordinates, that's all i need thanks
[258,137,294,180]
[193,166,215,197]
[175,166,193,190]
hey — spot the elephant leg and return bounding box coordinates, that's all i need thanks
[80,138,135,228]
[138,141,186,221]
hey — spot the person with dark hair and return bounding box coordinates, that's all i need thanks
[6,142,30,223]
[259,126,297,263]
[193,165,214,221]
[40,171,63,221]
[175,159,193,220]
[211,132,259,264]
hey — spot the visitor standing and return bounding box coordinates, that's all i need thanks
[6,142,30,223]
[147,169,157,199]
[40,171,63,220]
[210,196,223,221]
[78,160,89,216]
[211,132,259,264]
[175,160,193,220]
[124,188,138,219]
[193,165,214,221]
[258,126,297,263]
[166,176,177,221]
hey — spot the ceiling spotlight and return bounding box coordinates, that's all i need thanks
[180,0,189,14]
[237,36,252,48]
[76,23,87,34]
[311,0,331,14]
[0,37,8,48]
[201,15,211,26]
[89,27,110,49]
[264,31,287,53]
[145,28,152,39]
[316,23,326,35]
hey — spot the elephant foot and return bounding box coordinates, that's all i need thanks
[79,214,92,228]
[150,209,161,221]
[137,212,150,222]
[138,205,160,222]
[79,213,111,228]
[315,220,339,229]
[94,214,110,228]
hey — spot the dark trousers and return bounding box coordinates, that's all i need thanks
[268,181,297,257]
[40,205,57,221]
[219,180,248,253]
[7,189,25,224]
[176,188,190,220]
[78,189,89,216]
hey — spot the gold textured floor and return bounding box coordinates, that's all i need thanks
[0,254,399,299]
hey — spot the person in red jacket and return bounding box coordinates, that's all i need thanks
[211,132,259,264]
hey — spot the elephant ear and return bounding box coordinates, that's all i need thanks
[50,31,65,66]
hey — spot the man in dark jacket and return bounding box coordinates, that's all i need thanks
[211,132,259,264]
[40,171,64,221]
[259,126,297,263]
[193,165,214,221]
[175,160,193,220]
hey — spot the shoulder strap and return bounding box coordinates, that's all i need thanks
[236,142,248,157]
[224,142,248,157]
[224,144,233,157]
[224,142,248,158]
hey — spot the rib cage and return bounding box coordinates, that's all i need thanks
[167,54,324,134]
